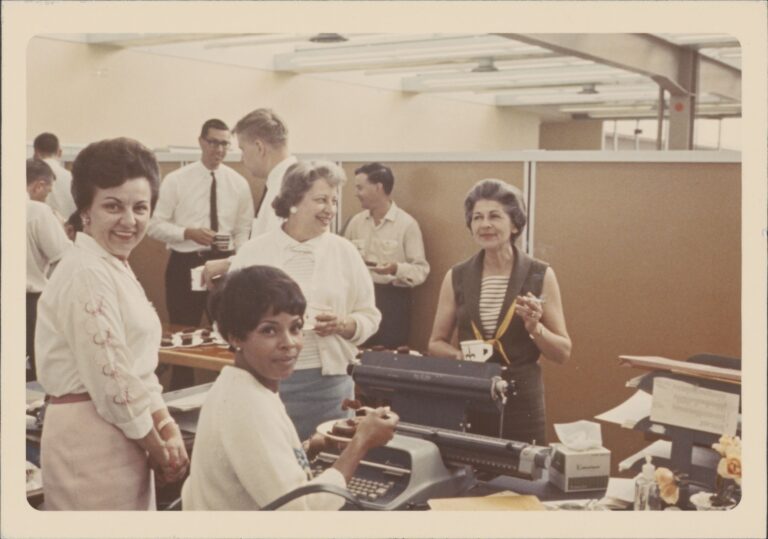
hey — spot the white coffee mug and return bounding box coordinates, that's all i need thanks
[213,233,232,252]
[460,340,493,362]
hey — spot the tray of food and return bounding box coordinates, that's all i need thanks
[160,328,228,349]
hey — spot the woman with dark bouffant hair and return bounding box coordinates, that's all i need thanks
[36,138,188,510]
[205,160,381,441]
[428,179,572,445]
[181,265,396,510]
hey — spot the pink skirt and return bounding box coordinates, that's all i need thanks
[40,400,155,510]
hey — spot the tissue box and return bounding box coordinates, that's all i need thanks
[548,443,610,492]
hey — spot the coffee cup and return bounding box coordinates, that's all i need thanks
[304,303,333,330]
[460,340,493,362]
[213,233,232,252]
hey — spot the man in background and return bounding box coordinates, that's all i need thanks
[233,108,297,239]
[148,118,254,387]
[33,132,76,222]
[344,163,429,349]
[27,158,71,381]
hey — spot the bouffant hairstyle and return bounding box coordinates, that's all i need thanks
[208,265,306,342]
[71,138,160,212]
[272,160,346,219]
[464,179,527,243]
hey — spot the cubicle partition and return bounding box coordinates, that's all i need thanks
[130,151,741,474]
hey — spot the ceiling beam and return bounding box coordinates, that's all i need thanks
[496,33,740,101]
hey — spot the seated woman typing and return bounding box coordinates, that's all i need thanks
[181,265,398,510]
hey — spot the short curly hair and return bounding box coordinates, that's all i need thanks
[71,137,160,212]
[272,160,346,219]
[208,265,306,342]
[464,179,527,243]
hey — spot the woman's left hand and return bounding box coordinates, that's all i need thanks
[159,427,189,483]
[515,292,545,333]
[313,313,355,339]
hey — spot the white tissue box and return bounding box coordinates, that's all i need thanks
[548,443,610,492]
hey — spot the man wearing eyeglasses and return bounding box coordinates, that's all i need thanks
[149,119,254,386]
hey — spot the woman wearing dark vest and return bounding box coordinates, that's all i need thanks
[428,179,571,444]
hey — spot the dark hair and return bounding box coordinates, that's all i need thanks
[272,160,346,218]
[200,118,229,139]
[66,211,83,233]
[233,108,288,147]
[33,132,60,155]
[464,179,527,243]
[209,266,306,342]
[354,162,394,195]
[27,158,54,185]
[71,138,160,212]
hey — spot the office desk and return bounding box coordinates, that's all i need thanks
[159,345,234,372]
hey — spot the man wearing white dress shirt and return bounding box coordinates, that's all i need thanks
[149,119,254,387]
[27,158,71,381]
[343,163,430,349]
[232,108,297,239]
[33,132,77,222]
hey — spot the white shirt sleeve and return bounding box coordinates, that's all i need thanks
[33,206,71,265]
[56,266,155,439]
[147,173,186,244]
[343,243,381,345]
[393,219,430,287]
[232,174,255,250]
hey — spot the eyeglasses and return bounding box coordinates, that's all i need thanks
[203,138,231,149]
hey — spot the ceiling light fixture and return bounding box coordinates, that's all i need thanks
[308,33,348,44]
[578,83,598,95]
[471,58,498,73]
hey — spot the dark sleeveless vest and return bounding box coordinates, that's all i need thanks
[451,245,549,444]
[452,245,548,367]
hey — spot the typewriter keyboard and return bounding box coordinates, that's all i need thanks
[347,476,396,502]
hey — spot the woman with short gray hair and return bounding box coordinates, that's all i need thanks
[428,178,571,445]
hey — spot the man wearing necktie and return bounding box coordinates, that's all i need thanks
[148,119,254,387]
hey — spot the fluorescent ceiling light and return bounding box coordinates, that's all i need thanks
[274,35,550,72]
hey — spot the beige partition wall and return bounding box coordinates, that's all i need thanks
[339,161,526,351]
[533,161,741,473]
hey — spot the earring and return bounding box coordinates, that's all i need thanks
[82,215,90,226]
[289,206,298,215]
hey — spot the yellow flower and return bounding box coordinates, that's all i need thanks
[654,467,680,505]
[717,455,742,485]
[712,435,741,458]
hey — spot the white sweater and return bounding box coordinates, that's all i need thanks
[181,367,345,510]
[230,228,381,375]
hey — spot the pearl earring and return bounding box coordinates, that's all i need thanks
[289,206,298,215]
[82,215,90,226]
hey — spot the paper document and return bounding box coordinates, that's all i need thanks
[618,355,740,384]
[166,391,208,412]
[650,377,739,435]
[428,494,545,511]
[594,391,652,428]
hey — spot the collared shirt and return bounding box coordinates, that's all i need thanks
[250,155,298,240]
[181,366,345,510]
[27,199,71,293]
[343,201,430,287]
[36,233,165,439]
[43,157,76,220]
[230,227,380,375]
[148,161,254,253]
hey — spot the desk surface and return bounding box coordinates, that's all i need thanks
[159,345,233,372]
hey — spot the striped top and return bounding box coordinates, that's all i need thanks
[283,249,321,370]
[479,275,509,339]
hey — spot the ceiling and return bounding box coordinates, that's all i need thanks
[54,33,742,122]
